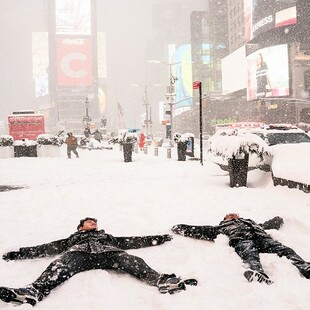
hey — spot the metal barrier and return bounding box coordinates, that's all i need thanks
[143,146,148,154]
[134,143,138,153]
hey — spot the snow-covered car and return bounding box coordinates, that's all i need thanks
[270,143,310,190]
[263,124,310,146]
[263,125,310,191]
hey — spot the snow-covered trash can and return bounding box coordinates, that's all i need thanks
[207,132,270,188]
[0,135,14,159]
[228,153,249,187]
[177,142,187,161]
[108,130,137,162]
[123,142,133,162]
[174,133,194,161]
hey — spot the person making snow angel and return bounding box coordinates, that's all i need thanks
[172,214,310,284]
[0,217,197,306]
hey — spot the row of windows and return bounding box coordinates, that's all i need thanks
[229,0,243,18]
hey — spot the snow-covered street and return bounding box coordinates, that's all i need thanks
[0,145,309,309]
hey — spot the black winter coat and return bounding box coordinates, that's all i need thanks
[172,216,283,246]
[12,229,170,259]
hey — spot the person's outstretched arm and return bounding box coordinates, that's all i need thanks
[113,234,173,250]
[2,238,70,261]
[259,216,284,230]
[171,224,219,241]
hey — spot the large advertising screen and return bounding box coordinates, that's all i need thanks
[32,32,49,97]
[55,0,91,35]
[56,37,93,86]
[174,44,193,111]
[246,44,289,101]
[173,43,211,111]
[244,0,297,43]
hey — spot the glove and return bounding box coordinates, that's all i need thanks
[2,251,21,261]
[163,234,173,242]
[262,216,284,230]
[272,216,284,229]
[171,225,180,233]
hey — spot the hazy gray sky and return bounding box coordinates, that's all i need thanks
[0,0,206,134]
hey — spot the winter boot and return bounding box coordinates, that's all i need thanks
[298,266,310,279]
[157,274,186,294]
[0,285,43,306]
[243,270,273,285]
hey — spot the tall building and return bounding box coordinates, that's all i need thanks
[220,0,310,128]
[227,0,245,53]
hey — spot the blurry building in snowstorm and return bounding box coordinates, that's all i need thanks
[227,0,245,53]
[172,0,230,135]
[174,0,310,136]
[221,0,310,131]
[1,1,309,137]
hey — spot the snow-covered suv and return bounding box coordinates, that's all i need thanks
[262,124,310,146]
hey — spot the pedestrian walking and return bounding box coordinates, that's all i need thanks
[138,132,146,151]
[65,132,79,159]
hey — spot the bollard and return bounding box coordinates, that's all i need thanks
[154,147,158,156]
[167,148,171,159]
[144,146,148,154]
[134,143,138,153]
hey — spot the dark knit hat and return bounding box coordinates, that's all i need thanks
[77,217,97,230]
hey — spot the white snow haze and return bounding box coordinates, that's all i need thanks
[0,144,309,310]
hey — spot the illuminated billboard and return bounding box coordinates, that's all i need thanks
[246,44,289,101]
[173,44,210,110]
[32,32,49,97]
[244,0,297,43]
[56,37,93,86]
[174,44,193,110]
[55,0,91,35]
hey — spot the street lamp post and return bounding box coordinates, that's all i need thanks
[148,60,181,146]
[130,84,161,136]
[85,97,89,120]
[143,85,150,135]
[83,97,92,126]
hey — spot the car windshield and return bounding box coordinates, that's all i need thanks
[252,132,265,140]
[266,133,310,146]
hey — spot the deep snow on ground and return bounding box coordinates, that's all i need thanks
[0,143,309,310]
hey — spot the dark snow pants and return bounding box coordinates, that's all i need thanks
[233,238,310,278]
[67,146,79,158]
[32,251,161,296]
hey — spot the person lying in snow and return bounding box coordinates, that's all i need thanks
[172,214,310,284]
[0,217,197,306]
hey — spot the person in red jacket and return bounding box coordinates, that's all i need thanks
[0,217,196,306]
[64,132,79,159]
[138,132,146,151]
